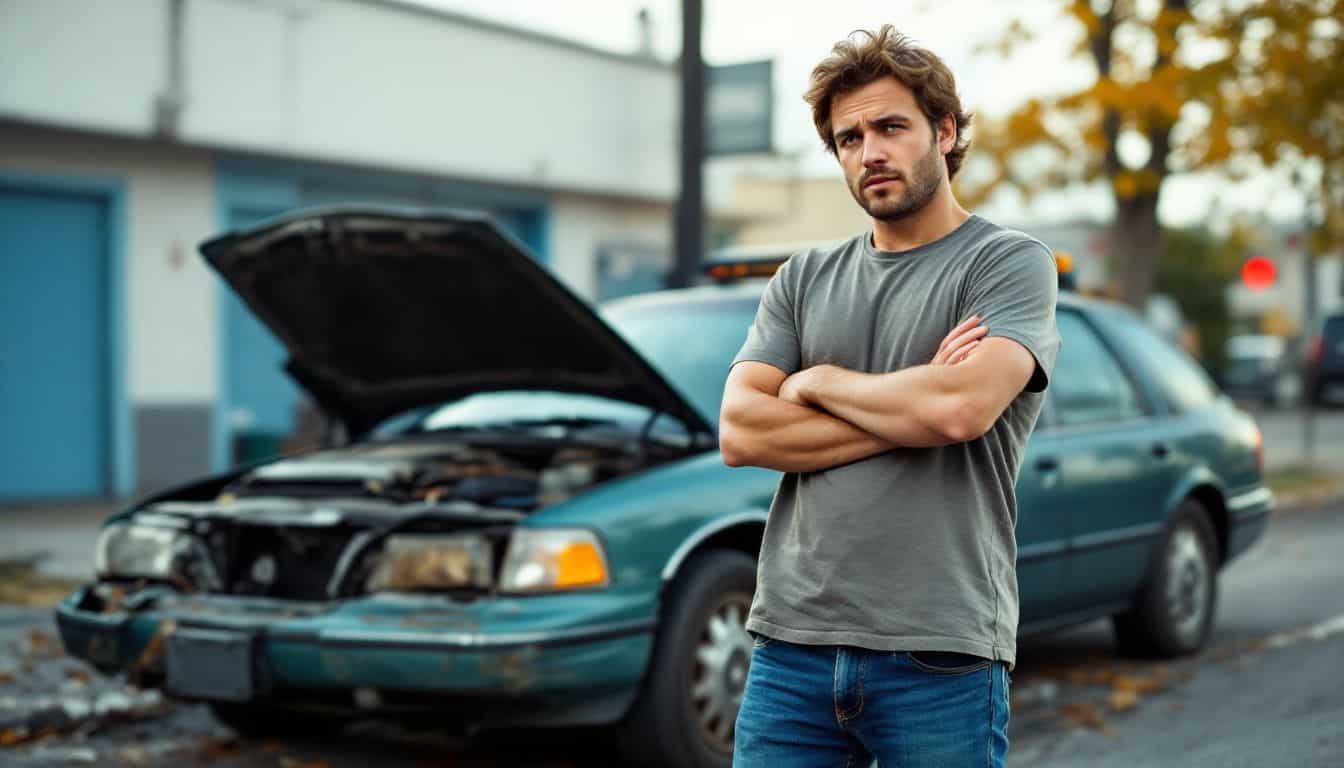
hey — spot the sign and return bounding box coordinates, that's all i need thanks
[707,60,774,156]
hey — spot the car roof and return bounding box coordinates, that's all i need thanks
[602,277,1102,313]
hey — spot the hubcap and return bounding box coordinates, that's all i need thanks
[690,592,753,753]
[1166,525,1210,642]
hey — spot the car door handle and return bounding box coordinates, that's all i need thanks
[1035,456,1059,472]
[1152,443,1170,460]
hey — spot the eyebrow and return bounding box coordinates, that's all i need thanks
[833,113,913,143]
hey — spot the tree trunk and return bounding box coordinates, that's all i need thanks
[1113,191,1161,308]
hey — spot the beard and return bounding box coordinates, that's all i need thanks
[848,139,944,222]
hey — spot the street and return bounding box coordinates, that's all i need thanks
[2,498,1342,766]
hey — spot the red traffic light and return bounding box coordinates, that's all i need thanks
[1241,256,1276,291]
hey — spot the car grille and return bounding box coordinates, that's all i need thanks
[224,524,360,601]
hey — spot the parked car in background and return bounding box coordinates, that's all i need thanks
[56,210,1273,768]
[1221,333,1303,408]
[1308,312,1344,406]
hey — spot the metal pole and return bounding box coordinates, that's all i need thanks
[1302,231,1317,467]
[669,0,705,289]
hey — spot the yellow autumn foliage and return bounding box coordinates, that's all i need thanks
[966,0,1341,252]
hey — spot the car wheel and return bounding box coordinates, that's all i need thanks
[616,549,756,768]
[209,702,349,740]
[1112,499,1219,658]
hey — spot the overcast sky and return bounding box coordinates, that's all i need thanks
[416,0,1307,229]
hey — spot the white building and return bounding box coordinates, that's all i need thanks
[0,0,679,500]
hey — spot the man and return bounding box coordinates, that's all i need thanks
[721,26,1061,767]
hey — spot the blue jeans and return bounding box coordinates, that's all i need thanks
[733,637,1009,767]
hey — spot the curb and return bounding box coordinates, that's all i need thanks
[1269,487,1344,515]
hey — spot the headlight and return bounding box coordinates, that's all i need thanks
[95,524,184,579]
[366,533,494,591]
[499,528,610,593]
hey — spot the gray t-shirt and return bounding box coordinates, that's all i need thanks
[731,215,1060,666]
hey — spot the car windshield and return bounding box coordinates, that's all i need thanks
[601,295,758,425]
[372,390,660,438]
[1226,335,1283,360]
[371,292,759,437]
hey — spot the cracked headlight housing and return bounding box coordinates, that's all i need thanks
[95,523,185,580]
[499,528,610,593]
[366,533,494,591]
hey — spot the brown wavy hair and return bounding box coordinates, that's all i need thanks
[805,25,971,179]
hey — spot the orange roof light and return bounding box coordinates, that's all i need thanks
[703,257,786,281]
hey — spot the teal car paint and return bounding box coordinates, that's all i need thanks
[56,210,1270,768]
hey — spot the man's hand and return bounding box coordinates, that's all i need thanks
[931,315,987,366]
[778,366,818,405]
[779,316,986,404]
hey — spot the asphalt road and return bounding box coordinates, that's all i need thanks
[4,500,1343,767]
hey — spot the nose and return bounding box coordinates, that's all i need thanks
[861,136,888,169]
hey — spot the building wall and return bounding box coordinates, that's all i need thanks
[0,0,678,202]
[549,194,672,301]
[0,123,218,494]
[726,175,870,247]
[1,0,681,498]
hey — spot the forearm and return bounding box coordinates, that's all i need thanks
[801,365,978,446]
[720,390,895,473]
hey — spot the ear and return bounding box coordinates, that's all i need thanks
[938,113,956,155]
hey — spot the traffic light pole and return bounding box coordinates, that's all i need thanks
[1302,231,1317,467]
[669,0,704,289]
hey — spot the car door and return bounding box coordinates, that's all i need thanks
[1015,399,1071,624]
[1030,309,1171,614]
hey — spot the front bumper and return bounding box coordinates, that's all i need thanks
[1226,485,1274,562]
[55,586,656,728]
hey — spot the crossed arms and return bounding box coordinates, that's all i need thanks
[719,316,1037,473]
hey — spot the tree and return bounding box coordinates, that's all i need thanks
[962,0,1343,308]
[1155,227,1244,370]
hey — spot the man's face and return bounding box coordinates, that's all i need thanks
[830,77,950,222]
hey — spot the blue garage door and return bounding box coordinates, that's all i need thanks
[0,185,110,499]
[221,202,546,465]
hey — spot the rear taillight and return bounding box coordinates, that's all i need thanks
[1252,424,1264,473]
[1308,334,1324,364]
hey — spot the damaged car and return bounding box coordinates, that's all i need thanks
[55,208,1273,768]
[56,209,773,768]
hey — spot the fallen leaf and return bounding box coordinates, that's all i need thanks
[64,667,92,685]
[1111,673,1166,695]
[0,670,13,684]
[0,728,23,746]
[200,736,241,759]
[28,629,53,651]
[1108,689,1140,712]
[1060,701,1106,730]
[279,758,332,768]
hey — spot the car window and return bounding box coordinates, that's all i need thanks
[1325,315,1344,340]
[1047,311,1145,428]
[602,299,757,425]
[1092,305,1219,413]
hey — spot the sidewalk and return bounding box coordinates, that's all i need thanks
[2,501,120,580]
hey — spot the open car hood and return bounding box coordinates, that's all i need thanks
[201,208,715,440]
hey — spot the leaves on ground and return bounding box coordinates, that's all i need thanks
[1060,701,1113,735]
[0,561,81,607]
[1108,689,1140,712]
[279,757,333,768]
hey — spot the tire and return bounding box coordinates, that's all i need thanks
[209,701,349,740]
[1112,499,1219,658]
[616,549,756,768]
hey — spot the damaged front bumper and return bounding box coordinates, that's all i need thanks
[54,586,657,729]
